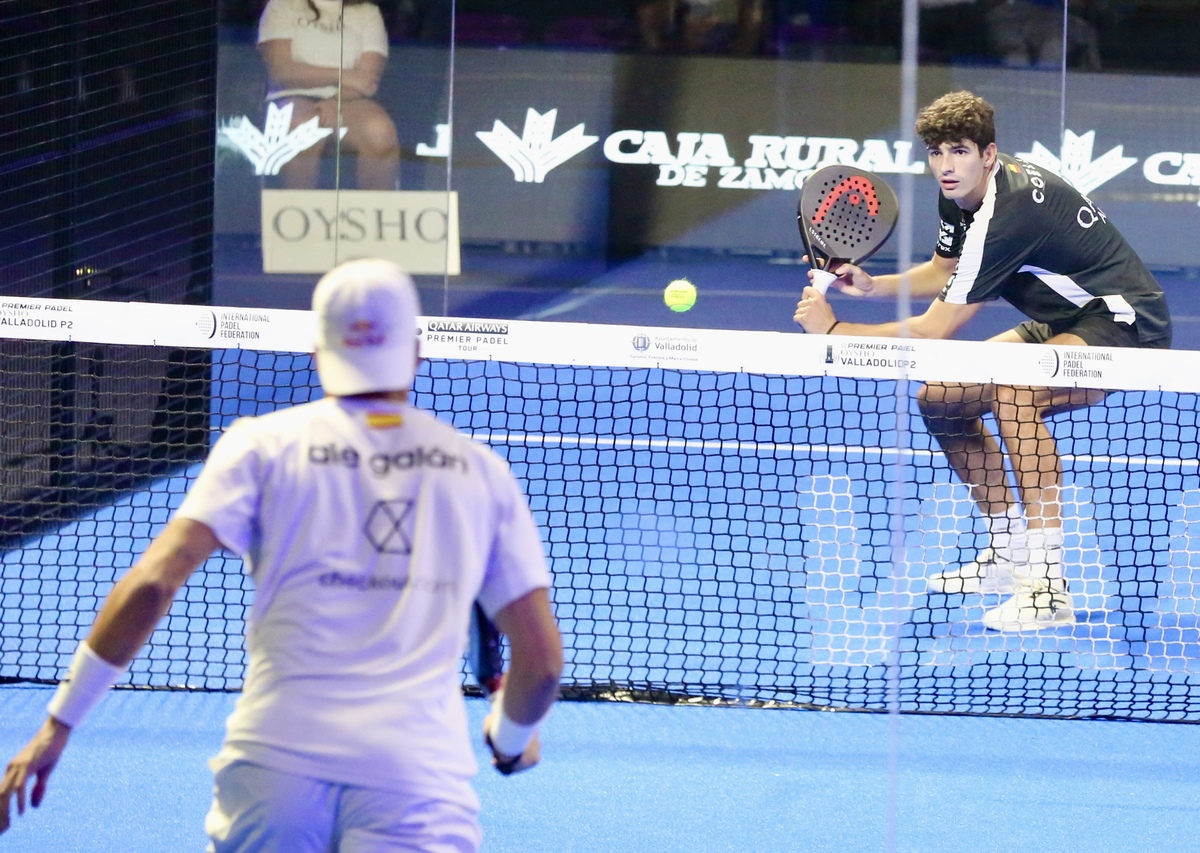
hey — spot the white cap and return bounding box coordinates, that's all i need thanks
[312,258,420,396]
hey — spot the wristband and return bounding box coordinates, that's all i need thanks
[46,641,126,729]
[485,690,540,758]
[826,321,840,335]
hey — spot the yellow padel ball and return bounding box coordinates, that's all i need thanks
[663,278,697,312]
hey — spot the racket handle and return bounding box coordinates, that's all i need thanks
[811,269,838,295]
[470,602,505,699]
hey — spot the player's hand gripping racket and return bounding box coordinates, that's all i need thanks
[471,603,541,775]
[797,165,899,294]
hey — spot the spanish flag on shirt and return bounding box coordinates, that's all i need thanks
[366,411,404,429]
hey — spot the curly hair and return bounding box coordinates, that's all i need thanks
[915,91,996,151]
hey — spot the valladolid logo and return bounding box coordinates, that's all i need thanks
[476,108,599,183]
[1017,129,1137,195]
[220,102,346,176]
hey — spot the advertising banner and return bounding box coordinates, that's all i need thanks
[260,190,460,275]
[216,42,1200,291]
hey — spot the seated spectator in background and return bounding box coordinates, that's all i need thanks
[258,0,400,190]
[635,0,673,51]
[681,0,767,54]
[985,0,1101,70]
[636,0,767,55]
[917,0,992,65]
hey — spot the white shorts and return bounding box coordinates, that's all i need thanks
[205,761,482,853]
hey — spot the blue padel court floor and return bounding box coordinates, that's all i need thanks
[1,687,1199,852]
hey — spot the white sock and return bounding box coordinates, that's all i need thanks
[1026,527,1063,553]
[1025,527,1064,581]
[985,506,1028,565]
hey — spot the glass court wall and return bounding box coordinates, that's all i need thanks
[208,0,1200,340]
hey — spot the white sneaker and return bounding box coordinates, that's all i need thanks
[982,580,1076,632]
[927,548,1022,595]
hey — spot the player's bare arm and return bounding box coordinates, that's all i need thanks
[851,254,958,298]
[0,519,218,835]
[794,290,981,339]
[806,253,957,298]
[483,588,563,774]
[492,588,561,723]
[87,519,221,664]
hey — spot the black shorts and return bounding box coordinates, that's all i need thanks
[1012,316,1158,349]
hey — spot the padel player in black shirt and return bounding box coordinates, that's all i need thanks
[935,153,1169,348]
[793,90,1171,632]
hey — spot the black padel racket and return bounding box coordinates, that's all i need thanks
[469,601,504,699]
[797,165,899,293]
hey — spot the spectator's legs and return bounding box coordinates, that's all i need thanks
[276,96,328,190]
[340,98,401,191]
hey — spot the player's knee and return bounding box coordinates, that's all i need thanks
[991,385,1041,424]
[915,383,938,414]
[916,385,959,434]
[921,413,964,440]
[918,409,962,439]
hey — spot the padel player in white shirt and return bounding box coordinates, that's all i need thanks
[794,90,1171,633]
[0,259,563,852]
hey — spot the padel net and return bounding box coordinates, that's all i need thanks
[3,296,1200,721]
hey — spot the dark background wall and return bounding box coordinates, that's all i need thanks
[0,1,218,549]
[0,0,217,304]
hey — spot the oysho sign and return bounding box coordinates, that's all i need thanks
[260,190,460,275]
